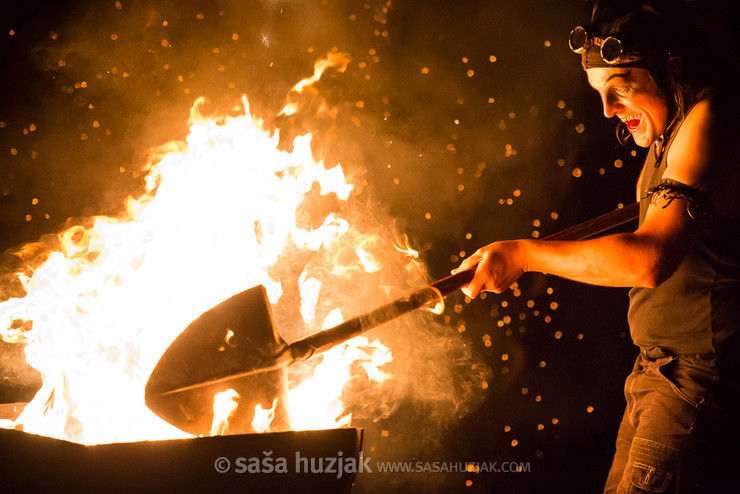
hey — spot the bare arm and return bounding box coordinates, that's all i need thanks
[455,97,735,298]
[455,201,699,297]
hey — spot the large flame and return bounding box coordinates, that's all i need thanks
[0,53,412,444]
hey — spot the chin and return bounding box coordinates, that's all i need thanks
[632,135,652,148]
[630,128,658,148]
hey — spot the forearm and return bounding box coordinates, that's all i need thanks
[519,233,669,288]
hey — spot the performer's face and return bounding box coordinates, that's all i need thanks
[587,67,669,148]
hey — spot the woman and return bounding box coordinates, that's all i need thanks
[454,1,740,491]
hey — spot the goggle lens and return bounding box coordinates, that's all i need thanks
[568,26,590,54]
[601,36,626,64]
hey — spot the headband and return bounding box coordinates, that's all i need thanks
[581,43,650,70]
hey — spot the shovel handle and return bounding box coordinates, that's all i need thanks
[288,202,639,361]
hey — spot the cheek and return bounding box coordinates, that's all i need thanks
[648,98,669,127]
[634,94,668,125]
[644,85,669,121]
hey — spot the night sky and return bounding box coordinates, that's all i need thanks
[1,1,737,493]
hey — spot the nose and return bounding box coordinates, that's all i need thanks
[601,93,622,119]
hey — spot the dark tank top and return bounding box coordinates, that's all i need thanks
[627,132,740,355]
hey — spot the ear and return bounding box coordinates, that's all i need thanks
[667,55,682,75]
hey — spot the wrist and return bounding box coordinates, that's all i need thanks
[515,239,533,274]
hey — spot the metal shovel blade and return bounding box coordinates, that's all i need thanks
[145,285,291,436]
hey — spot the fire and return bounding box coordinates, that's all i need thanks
[251,399,278,434]
[356,248,381,274]
[210,389,240,436]
[280,52,352,117]
[0,52,406,444]
[287,302,392,431]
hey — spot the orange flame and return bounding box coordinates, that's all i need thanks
[210,389,240,436]
[0,52,409,444]
[251,399,278,433]
[279,52,352,117]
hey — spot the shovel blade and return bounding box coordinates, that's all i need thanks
[145,285,291,435]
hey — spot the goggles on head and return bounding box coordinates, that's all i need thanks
[568,25,634,66]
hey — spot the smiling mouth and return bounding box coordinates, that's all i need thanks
[621,115,641,132]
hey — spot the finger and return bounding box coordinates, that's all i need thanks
[461,285,474,298]
[464,281,481,299]
[452,256,474,274]
[464,265,488,299]
[451,253,480,274]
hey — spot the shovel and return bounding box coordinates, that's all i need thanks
[145,202,639,435]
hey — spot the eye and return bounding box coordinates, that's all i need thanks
[613,86,631,95]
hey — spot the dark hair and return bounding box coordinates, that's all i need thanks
[590,0,721,143]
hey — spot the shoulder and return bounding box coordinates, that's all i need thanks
[664,89,740,218]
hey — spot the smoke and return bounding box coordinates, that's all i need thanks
[274,184,492,427]
[1,25,491,445]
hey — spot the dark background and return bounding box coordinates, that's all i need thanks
[0,1,737,492]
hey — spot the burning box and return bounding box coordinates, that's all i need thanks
[0,427,363,493]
